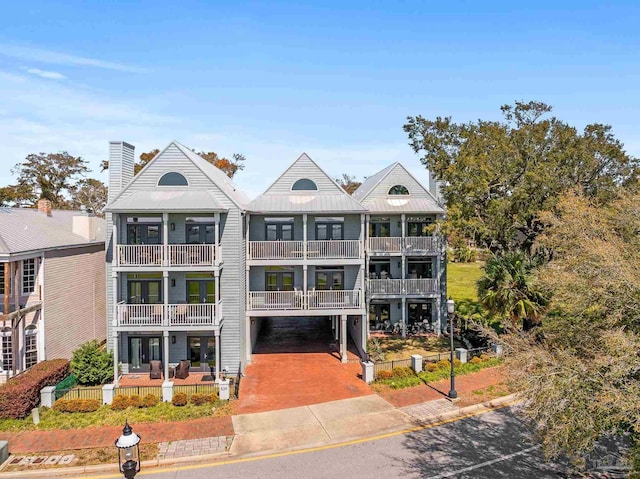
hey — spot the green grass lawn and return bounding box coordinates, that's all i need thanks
[447,262,483,302]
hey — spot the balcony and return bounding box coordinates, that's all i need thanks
[368,278,439,296]
[116,244,217,267]
[248,290,362,311]
[248,240,360,260]
[368,236,439,255]
[116,303,216,328]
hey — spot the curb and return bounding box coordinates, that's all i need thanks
[0,394,521,478]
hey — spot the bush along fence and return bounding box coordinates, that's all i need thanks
[41,378,231,410]
[362,344,501,383]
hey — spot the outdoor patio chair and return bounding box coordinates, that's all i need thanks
[175,359,190,379]
[149,360,162,379]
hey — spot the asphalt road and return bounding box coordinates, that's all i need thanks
[140,406,571,479]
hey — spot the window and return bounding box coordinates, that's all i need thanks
[187,280,216,303]
[407,259,433,279]
[22,259,36,294]
[315,267,344,290]
[24,325,37,369]
[265,218,294,241]
[158,172,188,186]
[265,267,294,291]
[369,261,391,279]
[127,223,162,244]
[128,279,162,304]
[407,218,433,237]
[315,217,344,240]
[1,328,11,371]
[408,303,432,325]
[369,222,390,238]
[0,264,5,295]
[292,178,318,191]
[186,224,215,244]
[369,303,390,330]
[388,185,409,195]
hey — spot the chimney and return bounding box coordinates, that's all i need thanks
[108,141,135,201]
[73,212,97,240]
[428,170,445,207]
[37,199,52,216]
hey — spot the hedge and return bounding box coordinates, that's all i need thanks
[0,359,69,418]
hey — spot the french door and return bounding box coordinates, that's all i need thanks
[129,336,162,371]
[186,224,215,244]
[188,336,216,372]
[408,303,432,325]
[315,269,344,290]
[187,280,216,303]
[266,271,294,291]
[128,281,162,304]
[315,223,343,240]
[369,222,390,237]
[266,223,293,241]
[127,224,161,244]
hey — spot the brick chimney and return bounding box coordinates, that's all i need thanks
[37,199,52,216]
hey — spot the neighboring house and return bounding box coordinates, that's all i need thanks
[353,163,447,335]
[104,141,248,383]
[0,200,106,382]
[104,141,447,379]
[246,154,369,361]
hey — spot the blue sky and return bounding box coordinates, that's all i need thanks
[1,1,638,199]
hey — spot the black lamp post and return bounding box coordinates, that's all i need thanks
[115,420,141,479]
[447,298,457,399]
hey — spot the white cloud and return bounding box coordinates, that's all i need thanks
[23,67,66,80]
[0,44,148,73]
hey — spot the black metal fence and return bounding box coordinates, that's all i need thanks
[467,346,493,359]
[55,386,103,401]
[232,363,241,399]
[174,383,219,397]
[373,358,413,379]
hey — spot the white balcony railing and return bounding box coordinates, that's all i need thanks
[116,244,217,267]
[117,245,163,266]
[307,240,360,259]
[248,241,304,260]
[404,236,438,253]
[368,237,403,254]
[308,290,361,309]
[167,303,215,326]
[116,303,216,327]
[248,291,304,311]
[368,279,403,295]
[168,244,215,266]
[404,278,439,294]
[368,278,439,295]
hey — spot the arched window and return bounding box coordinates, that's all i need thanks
[388,185,409,195]
[158,172,188,186]
[24,325,37,369]
[292,178,318,191]
[1,327,11,372]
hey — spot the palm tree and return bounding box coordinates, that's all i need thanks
[477,250,548,329]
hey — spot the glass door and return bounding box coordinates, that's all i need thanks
[188,336,216,372]
[128,281,162,304]
[128,336,162,371]
[187,280,216,303]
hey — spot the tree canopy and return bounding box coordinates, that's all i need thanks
[404,101,638,253]
[335,173,362,195]
[500,189,640,470]
[100,148,246,178]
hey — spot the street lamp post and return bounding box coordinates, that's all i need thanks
[447,298,457,399]
[115,420,141,479]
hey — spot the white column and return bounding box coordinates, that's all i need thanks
[334,316,339,341]
[361,313,367,352]
[340,315,348,363]
[163,271,169,327]
[214,328,221,381]
[162,213,169,267]
[113,331,119,386]
[303,214,308,260]
[359,214,365,259]
[401,298,407,338]
[435,297,441,335]
[215,212,221,266]
[112,215,119,267]
[163,331,169,380]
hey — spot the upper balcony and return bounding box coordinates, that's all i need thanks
[368,236,439,256]
[247,289,363,315]
[248,240,361,261]
[116,244,219,268]
[367,278,439,297]
[116,302,218,329]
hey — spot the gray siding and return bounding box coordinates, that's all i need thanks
[44,245,106,359]
[364,163,433,201]
[264,154,344,195]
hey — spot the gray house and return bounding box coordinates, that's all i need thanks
[353,163,446,335]
[245,154,369,362]
[104,141,248,382]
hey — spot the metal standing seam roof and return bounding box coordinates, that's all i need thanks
[361,197,444,214]
[352,162,397,201]
[105,189,228,212]
[0,208,105,255]
[247,194,367,213]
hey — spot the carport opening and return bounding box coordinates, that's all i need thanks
[251,316,360,359]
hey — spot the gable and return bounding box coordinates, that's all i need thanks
[360,163,433,200]
[264,154,345,195]
[106,142,242,211]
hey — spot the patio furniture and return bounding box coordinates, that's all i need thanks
[149,360,162,379]
[175,360,190,379]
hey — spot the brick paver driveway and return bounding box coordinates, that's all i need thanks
[236,317,373,414]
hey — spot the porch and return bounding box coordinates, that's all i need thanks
[368,278,439,296]
[116,244,218,267]
[247,290,363,312]
[247,240,361,260]
[118,371,216,386]
[116,303,217,328]
[367,236,439,255]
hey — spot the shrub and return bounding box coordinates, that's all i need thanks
[111,395,132,410]
[377,370,393,380]
[128,395,142,408]
[437,359,450,369]
[172,392,188,406]
[470,356,482,364]
[206,392,218,403]
[190,393,209,406]
[424,363,439,372]
[0,359,69,419]
[392,367,414,378]
[142,394,159,408]
[53,398,100,413]
[70,340,113,386]
[479,353,492,361]
[453,358,462,367]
